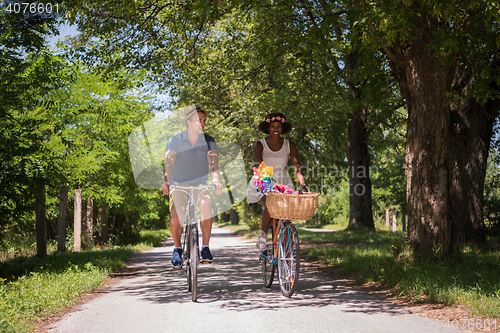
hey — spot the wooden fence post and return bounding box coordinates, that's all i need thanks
[36,182,47,257]
[74,189,82,251]
[58,185,68,252]
[385,209,390,229]
[392,206,397,232]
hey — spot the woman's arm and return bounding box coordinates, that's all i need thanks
[289,141,306,189]
[253,141,264,166]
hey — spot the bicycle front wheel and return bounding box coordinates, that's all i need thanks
[277,222,300,297]
[190,225,198,301]
[261,225,275,288]
[185,226,191,292]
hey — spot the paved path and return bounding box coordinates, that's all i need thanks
[47,226,463,333]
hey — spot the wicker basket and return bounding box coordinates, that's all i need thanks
[266,192,319,221]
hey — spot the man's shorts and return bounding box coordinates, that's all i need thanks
[169,185,211,213]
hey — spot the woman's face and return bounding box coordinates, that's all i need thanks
[269,121,283,136]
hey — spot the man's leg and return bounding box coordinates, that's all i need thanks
[170,209,184,248]
[169,190,187,269]
[198,191,214,262]
[198,191,213,246]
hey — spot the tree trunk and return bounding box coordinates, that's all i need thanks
[57,185,68,252]
[230,208,238,225]
[389,13,457,257]
[97,206,109,244]
[448,97,498,243]
[385,12,500,257]
[347,108,375,229]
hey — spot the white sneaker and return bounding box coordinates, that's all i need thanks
[256,230,267,250]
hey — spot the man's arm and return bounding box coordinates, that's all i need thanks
[162,150,176,195]
[208,149,223,195]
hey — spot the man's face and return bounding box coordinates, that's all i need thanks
[187,111,207,134]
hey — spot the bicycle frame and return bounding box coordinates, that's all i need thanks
[272,219,296,265]
[169,184,213,301]
[260,217,300,297]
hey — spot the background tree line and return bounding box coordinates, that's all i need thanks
[1,0,500,260]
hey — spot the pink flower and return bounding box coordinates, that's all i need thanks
[266,119,270,123]
[281,119,285,123]
[271,117,275,121]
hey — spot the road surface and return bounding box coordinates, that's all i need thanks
[47,226,463,333]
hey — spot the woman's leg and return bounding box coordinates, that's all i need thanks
[258,196,271,233]
[257,196,271,232]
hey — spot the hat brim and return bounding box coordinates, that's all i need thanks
[258,120,292,134]
[183,108,208,123]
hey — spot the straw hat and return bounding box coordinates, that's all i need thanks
[182,104,208,123]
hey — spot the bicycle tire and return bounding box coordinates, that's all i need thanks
[190,225,198,301]
[261,225,275,288]
[185,225,192,292]
[277,222,300,297]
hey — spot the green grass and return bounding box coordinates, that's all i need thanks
[0,228,169,333]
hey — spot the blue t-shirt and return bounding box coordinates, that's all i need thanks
[165,131,217,185]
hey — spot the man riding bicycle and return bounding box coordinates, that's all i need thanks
[161,105,223,269]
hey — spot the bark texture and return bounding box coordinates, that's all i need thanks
[389,13,457,257]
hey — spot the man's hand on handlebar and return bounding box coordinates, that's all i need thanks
[161,182,169,196]
[212,182,223,195]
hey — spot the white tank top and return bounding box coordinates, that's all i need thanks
[260,138,294,188]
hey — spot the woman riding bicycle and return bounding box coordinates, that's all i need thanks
[246,113,307,250]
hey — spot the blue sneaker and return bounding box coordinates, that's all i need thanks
[200,247,213,263]
[171,248,183,269]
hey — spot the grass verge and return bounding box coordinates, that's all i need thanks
[0,228,169,333]
[302,229,500,319]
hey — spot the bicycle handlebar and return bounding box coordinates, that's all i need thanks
[168,183,216,192]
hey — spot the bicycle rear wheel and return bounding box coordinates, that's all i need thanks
[277,222,300,297]
[261,225,275,288]
[190,225,198,301]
